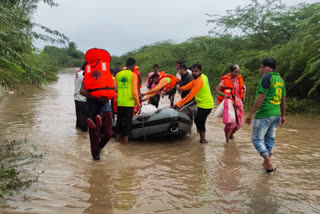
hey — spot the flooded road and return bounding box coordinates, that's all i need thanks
[0,68,319,214]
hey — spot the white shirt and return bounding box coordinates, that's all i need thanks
[74,69,86,102]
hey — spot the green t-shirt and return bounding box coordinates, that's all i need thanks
[255,72,286,119]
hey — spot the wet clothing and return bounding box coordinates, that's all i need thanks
[87,98,105,121]
[251,71,286,157]
[74,69,88,131]
[176,74,214,109]
[176,73,214,133]
[252,115,280,156]
[89,101,113,158]
[116,107,134,136]
[115,69,140,137]
[217,73,245,104]
[255,72,286,119]
[194,107,212,132]
[75,100,88,131]
[217,75,246,133]
[74,70,86,102]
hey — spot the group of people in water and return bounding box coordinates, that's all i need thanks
[74,48,286,173]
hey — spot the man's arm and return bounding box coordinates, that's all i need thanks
[245,93,266,125]
[144,78,169,95]
[138,72,142,88]
[176,78,203,108]
[131,73,140,107]
[180,79,195,91]
[165,84,177,96]
[80,86,107,101]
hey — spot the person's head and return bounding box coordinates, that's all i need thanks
[152,64,159,73]
[228,64,240,78]
[126,58,136,71]
[191,63,202,79]
[150,73,159,84]
[175,59,184,70]
[261,58,276,75]
[116,62,121,69]
[178,63,187,75]
[81,62,88,71]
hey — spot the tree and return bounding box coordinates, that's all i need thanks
[0,0,68,87]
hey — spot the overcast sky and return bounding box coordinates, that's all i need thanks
[33,0,318,56]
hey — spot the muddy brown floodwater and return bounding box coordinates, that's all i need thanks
[0,68,319,214]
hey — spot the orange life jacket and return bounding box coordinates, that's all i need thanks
[159,71,178,92]
[122,65,142,89]
[83,48,116,99]
[218,73,244,104]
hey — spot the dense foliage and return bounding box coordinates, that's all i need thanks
[43,42,84,68]
[0,0,68,87]
[112,1,320,113]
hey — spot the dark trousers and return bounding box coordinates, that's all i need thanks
[149,94,160,108]
[75,100,88,131]
[89,111,113,157]
[194,107,212,132]
[86,98,105,120]
[116,106,134,137]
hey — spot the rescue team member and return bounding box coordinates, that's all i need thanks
[81,48,116,160]
[80,88,113,160]
[174,63,214,144]
[162,63,196,120]
[115,57,141,144]
[245,58,286,173]
[145,64,161,107]
[123,65,142,94]
[74,62,88,131]
[216,64,246,143]
[141,71,177,102]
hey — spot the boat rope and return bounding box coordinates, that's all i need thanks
[178,100,196,112]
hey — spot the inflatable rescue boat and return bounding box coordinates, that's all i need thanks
[112,107,192,140]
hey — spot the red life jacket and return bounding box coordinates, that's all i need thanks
[159,71,178,92]
[83,48,116,99]
[218,73,244,104]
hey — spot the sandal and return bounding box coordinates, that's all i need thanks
[265,167,277,174]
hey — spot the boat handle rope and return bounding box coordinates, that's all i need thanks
[178,100,196,112]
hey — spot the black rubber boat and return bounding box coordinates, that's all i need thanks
[112,107,192,140]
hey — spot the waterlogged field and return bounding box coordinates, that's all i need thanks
[0,69,319,214]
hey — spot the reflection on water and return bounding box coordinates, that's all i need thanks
[0,69,319,213]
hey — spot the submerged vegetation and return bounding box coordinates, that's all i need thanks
[0,136,43,198]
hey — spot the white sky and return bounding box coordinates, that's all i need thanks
[33,0,319,56]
